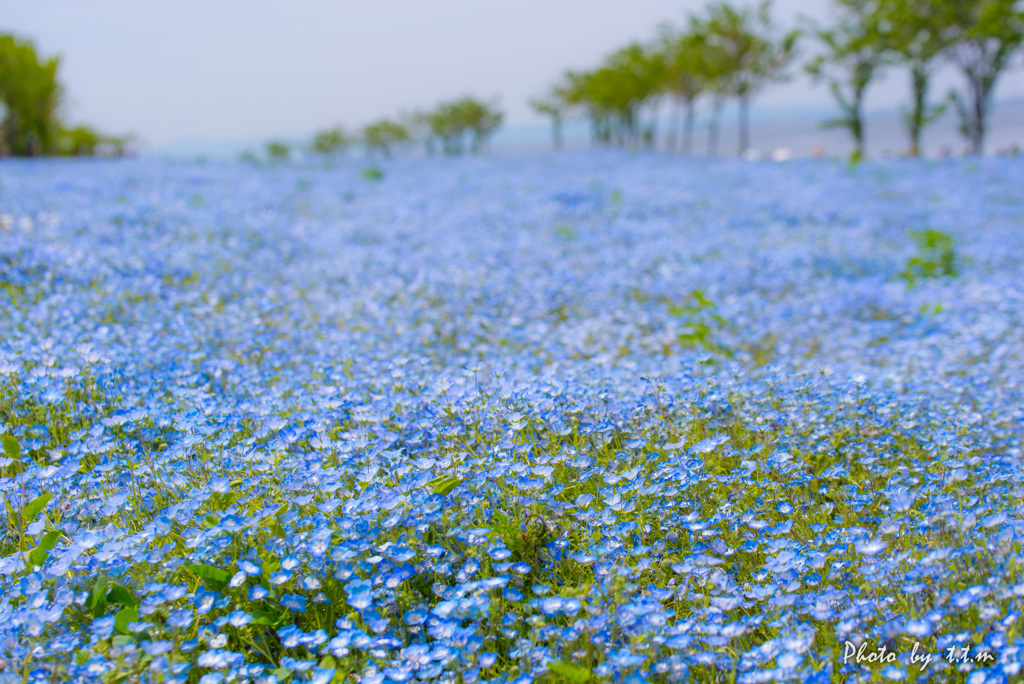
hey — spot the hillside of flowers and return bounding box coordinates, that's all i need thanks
[1,154,1023,683]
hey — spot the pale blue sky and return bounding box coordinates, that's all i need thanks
[3,1,1022,151]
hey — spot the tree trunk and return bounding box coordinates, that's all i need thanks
[553,117,563,151]
[683,100,695,155]
[851,88,866,159]
[666,98,680,152]
[738,95,750,156]
[907,64,927,157]
[707,99,723,157]
[646,104,658,150]
[971,78,987,155]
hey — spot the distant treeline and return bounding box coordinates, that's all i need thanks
[530,0,1024,158]
[260,96,504,163]
[292,0,1022,162]
[0,34,131,157]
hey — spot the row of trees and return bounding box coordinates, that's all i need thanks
[0,33,130,157]
[292,96,503,160]
[531,0,1024,157]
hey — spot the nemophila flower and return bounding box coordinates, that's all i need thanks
[503,587,524,602]
[269,570,292,585]
[855,539,887,556]
[4,156,1024,681]
[404,606,428,626]
[248,585,270,600]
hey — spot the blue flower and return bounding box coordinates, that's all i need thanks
[281,594,307,613]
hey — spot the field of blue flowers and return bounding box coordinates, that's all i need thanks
[0,154,1022,683]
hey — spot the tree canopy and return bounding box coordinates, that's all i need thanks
[0,32,129,157]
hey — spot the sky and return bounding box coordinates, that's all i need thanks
[3,0,1023,154]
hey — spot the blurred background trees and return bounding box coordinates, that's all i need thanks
[304,96,502,160]
[361,119,410,157]
[0,32,129,157]
[943,0,1024,155]
[310,126,349,156]
[804,0,887,160]
[535,0,802,157]
[8,0,1023,161]
[531,0,1023,157]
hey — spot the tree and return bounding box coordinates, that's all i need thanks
[403,110,436,155]
[658,26,709,154]
[362,119,410,157]
[426,97,503,155]
[530,96,565,151]
[690,21,733,156]
[557,44,662,150]
[943,0,1024,155]
[265,140,290,162]
[609,43,665,148]
[454,97,504,153]
[701,1,799,155]
[805,0,888,160]
[0,33,63,156]
[59,125,132,156]
[428,102,468,155]
[879,0,953,156]
[310,126,349,156]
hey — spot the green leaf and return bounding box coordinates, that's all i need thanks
[184,563,230,587]
[427,475,462,497]
[89,575,110,618]
[106,584,139,608]
[250,608,281,626]
[4,497,17,527]
[22,492,54,524]
[27,529,61,567]
[547,661,592,683]
[272,667,293,683]
[211,491,236,511]
[319,655,337,670]
[113,605,138,635]
[2,434,21,460]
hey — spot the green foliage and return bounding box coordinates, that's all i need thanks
[877,0,954,156]
[59,125,132,157]
[27,529,61,567]
[426,97,503,155]
[804,0,888,158]
[362,119,410,157]
[21,492,54,525]
[698,1,800,153]
[901,228,958,286]
[105,584,139,609]
[556,44,663,149]
[310,126,349,155]
[667,290,732,354]
[184,563,230,589]
[88,576,110,618]
[541,2,795,155]
[546,661,592,683]
[530,96,566,150]
[0,33,62,156]
[361,165,384,181]
[943,0,1024,154]
[426,474,463,497]
[113,606,139,635]
[0,33,128,157]
[2,433,21,460]
[265,140,290,162]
